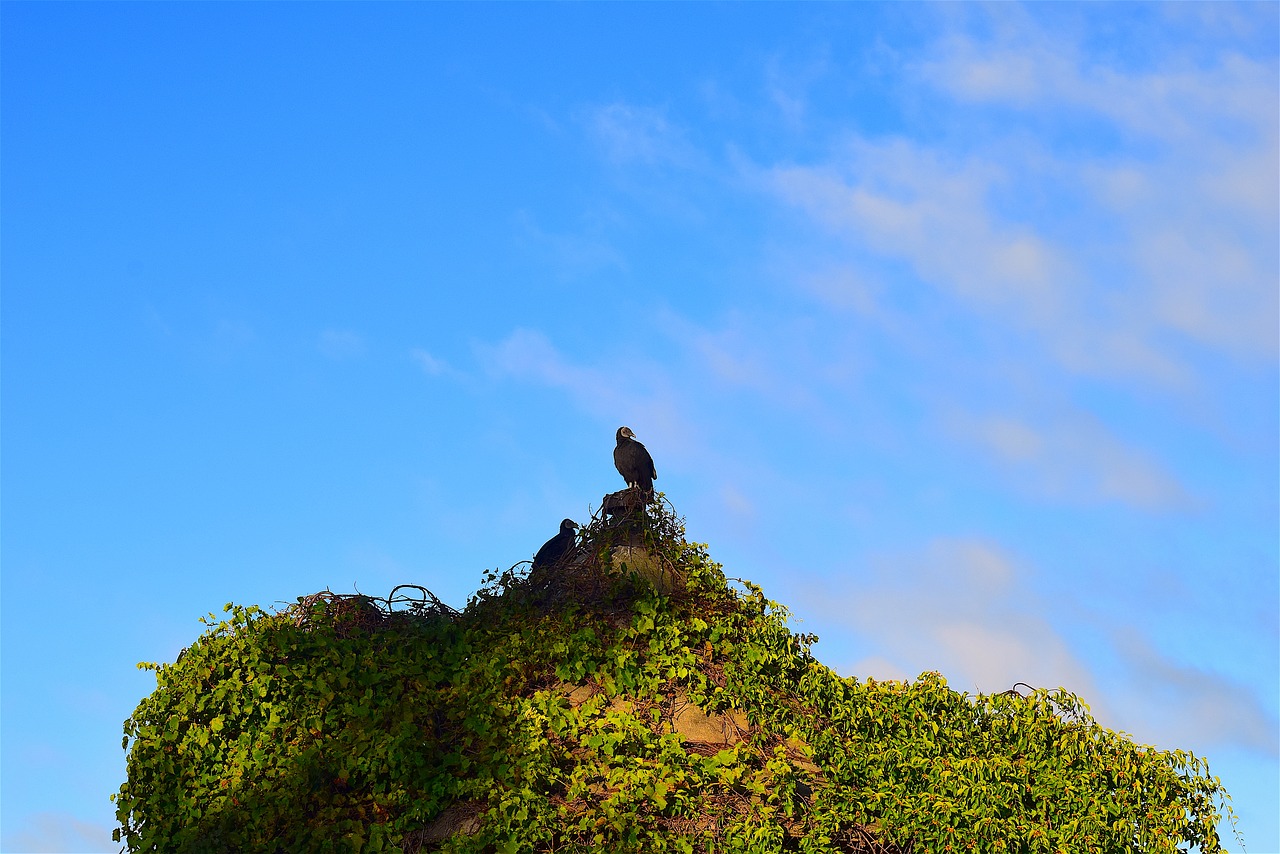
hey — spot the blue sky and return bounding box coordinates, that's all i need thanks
[2,3,1276,851]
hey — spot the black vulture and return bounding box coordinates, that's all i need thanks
[614,426,657,496]
[532,518,577,570]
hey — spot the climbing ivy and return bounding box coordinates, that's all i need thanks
[113,504,1238,853]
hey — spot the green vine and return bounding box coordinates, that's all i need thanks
[113,500,1238,852]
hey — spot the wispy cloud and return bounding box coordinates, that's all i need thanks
[514,210,627,281]
[918,17,1274,141]
[812,538,1101,700]
[588,103,699,169]
[476,327,730,482]
[318,329,364,360]
[658,310,832,412]
[477,328,691,445]
[1110,629,1279,754]
[760,17,1277,387]
[805,536,1277,754]
[410,347,449,376]
[479,328,625,414]
[918,13,1278,361]
[766,140,1192,387]
[3,811,117,854]
[945,409,1192,510]
[762,49,832,133]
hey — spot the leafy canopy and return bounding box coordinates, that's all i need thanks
[114,504,1236,853]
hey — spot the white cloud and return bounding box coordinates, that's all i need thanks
[762,20,1278,387]
[477,328,694,457]
[410,347,448,376]
[514,210,627,281]
[1076,138,1278,364]
[1110,629,1279,754]
[589,103,697,169]
[799,267,884,318]
[812,538,1102,700]
[661,311,807,404]
[479,328,624,415]
[318,329,363,360]
[478,327,792,500]
[969,415,1043,462]
[924,15,1278,358]
[917,14,1275,141]
[1159,2,1276,41]
[719,484,756,523]
[946,409,1192,510]
[3,811,117,853]
[766,141,1198,387]
[762,49,832,133]
[656,306,876,434]
[808,537,1277,754]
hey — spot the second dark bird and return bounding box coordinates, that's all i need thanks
[532,518,578,570]
[614,426,657,496]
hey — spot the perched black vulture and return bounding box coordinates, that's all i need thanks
[614,426,657,496]
[532,518,577,570]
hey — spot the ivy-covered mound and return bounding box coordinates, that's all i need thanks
[114,499,1236,853]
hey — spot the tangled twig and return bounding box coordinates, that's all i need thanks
[289,584,458,636]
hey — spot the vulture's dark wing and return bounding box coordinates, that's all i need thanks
[532,519,577,569]
[614,426,657,493]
